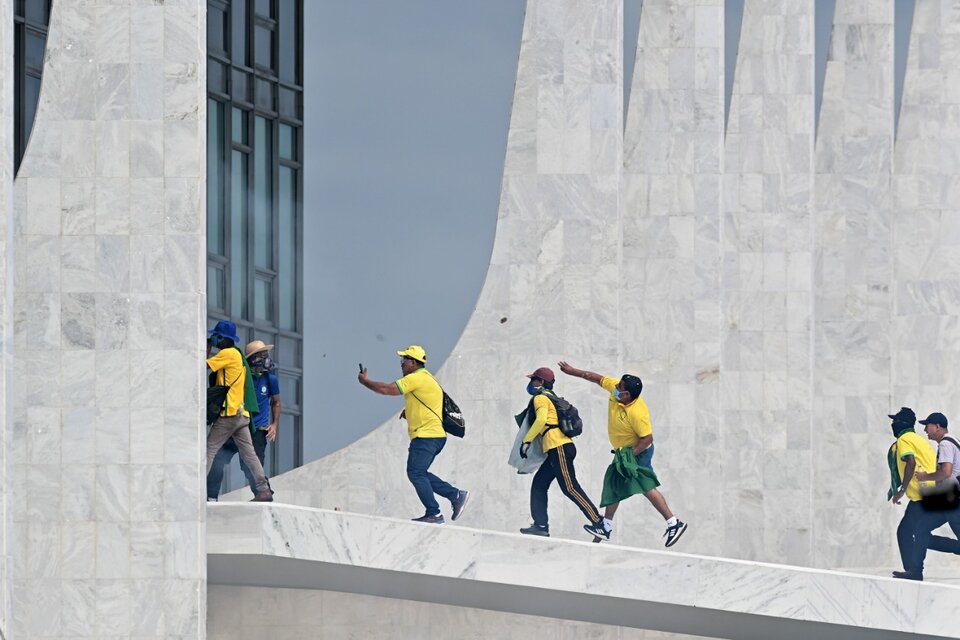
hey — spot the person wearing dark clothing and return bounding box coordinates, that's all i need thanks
[517,367,607,540]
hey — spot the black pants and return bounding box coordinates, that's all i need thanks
[913,505,960,573]
[897,500,925,572]
[530,442,601,527]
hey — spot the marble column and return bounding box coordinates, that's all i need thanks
[0,0,14,635]
[722,0,815,565]
[11,1,207,637]
[813,1,894,569]
[621,0,724,553]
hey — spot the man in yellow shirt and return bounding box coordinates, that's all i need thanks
[517,367,607,539]
[886,407,937,580]
[559,361,687,547]
[206,320,273,502]
[358,345,469,524]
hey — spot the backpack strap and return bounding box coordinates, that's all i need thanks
[941,436,960,455]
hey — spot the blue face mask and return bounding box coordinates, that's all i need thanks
[612,387,621,401]
[526,381,541,396]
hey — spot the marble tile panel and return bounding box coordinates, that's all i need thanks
[61,121,97,178]
[163,235,200,292]
[165,521,201,578]
[162,578,201,637]
[61,350,95,407]
[130,120,164,177]
[61,407,96,465]
[23,235,59,294]
[96,120,131,177]
[164,177,201,234]
[25,519,61,579]
[96,177,131,235]
[131,6,164,62]
[163,463,201,521]
[16,579,62,637]
[61,464,95,522]
[95,578,133,636]
[61,236,97,292]
[95,293,131,350]
[25,178,61,235]
[129,463,165,522]
[61,178,97,235]
[474,532,589,593]
[95,349,130,408]
[26,464,61,523]
[129,62,164,120]
[96,234,131,292]
[95,6,131,64]
[129,350,164,409]
[58,62,99,121]
[164,121,200,177]
[165,62,200,121]
[163,2,200,64]
[162,407,201,466]
[61,579,97,636]
[96,462,131,522]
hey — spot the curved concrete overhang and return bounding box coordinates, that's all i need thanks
[208,503,960,640]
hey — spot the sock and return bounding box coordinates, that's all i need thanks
[666,516,678,527]
[603,517,613,531]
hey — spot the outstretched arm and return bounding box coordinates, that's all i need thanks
[357,368,402,396]
[558,361,604,386]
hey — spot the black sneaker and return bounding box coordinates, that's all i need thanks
[583,522,611,541]
[519,524,549,537]
[892,570,923,581]
[451,490,470,521]
[664,520,687,547]
[412,513,445,525]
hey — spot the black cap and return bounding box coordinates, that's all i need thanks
[888,407,916,424]
[621,374,643,399]
[919,412,948,429]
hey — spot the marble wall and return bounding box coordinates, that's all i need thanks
[255,0,960,578]
[723,0,815,565]
[208,585,713,640]
[10,1,208,638]
[0,0,13,635]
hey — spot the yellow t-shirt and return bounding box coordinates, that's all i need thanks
[896,431,937,501]
[395,368,447,440]
[600,376,651,449]
[207,348,250,418]
[522,392,572,452]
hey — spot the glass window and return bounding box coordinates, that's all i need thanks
[208,5,227,54]
[255,0,273,18]
[254,24,274,71]
[278,0,298,83]
[207,99,225,255]
[231,69,250,104]
[25,0,48,24]
[230,150,249,318]
[23,74,40,142]
[277,414,298,473]
[231,0,248,64]
[279,166,297,331]
[208,265,226,311]
[279,124,295,160]
[255,78,275,111]
[277,336,300,368]
[25,30,45,71]
[208,59,227,94]
[231,106,248,145]
[255,276,273,323]
[254,116,273,269]
[278,374,301,409]
[278,86,299,119]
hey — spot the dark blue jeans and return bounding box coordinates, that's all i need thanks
[407,437,459,516]
[207,426,270,499]
[897,500,925,572]
[913,504,960,573]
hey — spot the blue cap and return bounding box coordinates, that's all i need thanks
[209,320,240,344]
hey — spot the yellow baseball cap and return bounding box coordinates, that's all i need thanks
[397,345,427,363]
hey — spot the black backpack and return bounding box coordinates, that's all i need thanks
[531,390,583,438]
[412,389,466,438]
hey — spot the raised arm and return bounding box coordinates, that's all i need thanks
[357,367,402,396]
[558,361,604,386]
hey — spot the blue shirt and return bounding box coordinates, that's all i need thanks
[252,371,280,429]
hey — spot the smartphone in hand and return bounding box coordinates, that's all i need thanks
[358,363,363,372]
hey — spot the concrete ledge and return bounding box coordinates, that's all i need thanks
[208,503,960,640]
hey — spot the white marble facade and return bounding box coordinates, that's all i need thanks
[9,1,207,638]
[258,0,960,581]
[2,0,960,638]
[0,0,14,636]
